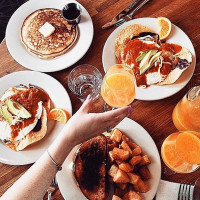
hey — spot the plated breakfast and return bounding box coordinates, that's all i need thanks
[0,71,72,165]
[74,129,151,200]
[102,17,196,100]
[21,8,78,59]
[57,118,161,200]
[6,0,94,72]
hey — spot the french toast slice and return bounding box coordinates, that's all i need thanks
[74,135,107,200]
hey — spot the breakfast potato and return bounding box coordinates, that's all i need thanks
[138,155,151,166]
[112,148,130,161]
[117,183,128,190]
[120,141,132,155]
[134,178,149,193]
[107,136,118,151]
[127,173,140,185]
[112,195,123,200]
[128,190,142,200]
[132,146,142,156]
[138,166,151,180]
[129,156,142,166]
[114,185,129,197]
[108,164,118,178]
[113,169,130,183]
[119,163,134,173]
[111,129,122,143]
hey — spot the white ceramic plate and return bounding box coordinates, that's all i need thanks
[57,117,161,200]
[102,17,196,100]
[0,71,72,165]
[6,0,94,72]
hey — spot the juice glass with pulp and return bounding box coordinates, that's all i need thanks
[172,86,200,132]
[101,64,136,108]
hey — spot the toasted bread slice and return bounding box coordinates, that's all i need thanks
[74,135,107,200]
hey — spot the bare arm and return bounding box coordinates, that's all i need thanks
[1,95,132,200]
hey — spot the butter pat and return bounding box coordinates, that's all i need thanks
[39,22,55,37]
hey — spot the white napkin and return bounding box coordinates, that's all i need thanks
[156,180,194,200]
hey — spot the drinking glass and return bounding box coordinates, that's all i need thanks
[172,85,200,132]
[161,131,200,173]
[101,64,136,109]
[68,64,102,102]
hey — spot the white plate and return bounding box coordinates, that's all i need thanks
[0,71,72,165]
[6,0,93,72]
[57,117,161,200]
[102,17,196,100]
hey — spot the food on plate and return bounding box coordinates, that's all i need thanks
[21,8,78,59]
[115,24,192,88]
[48,108,70,123]
[74,129,151,200]
[0,84,50,151]
[74,135,107,200]
[157,17,172,40]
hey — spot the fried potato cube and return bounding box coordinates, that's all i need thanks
[113,169,130,183]
[121,141,132,155]
[134,178,149,193]
[138,166,151,180]
[108,151,115,163]
[111,129,122,143]
[112,195,123,200]
[127,172,140,185]
[122,134,129,142]
[138,155,151,166]
[107,136,118,151]
[127,141,138,150]
[115,186,129,198]
[128,190,142,200]
[116,183,128,190]
[129,156,142,166]
[108,164,118,178]
[132,146,142,156]
[119,162,134,173]
[112,148,130,161]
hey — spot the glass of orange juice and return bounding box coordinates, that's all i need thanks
[172,86,200,132]
[161,131,200,173]
[101,64,136,108]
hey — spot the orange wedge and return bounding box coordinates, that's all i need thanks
[176,131,200,164]
[48,108,70,123]
[161,132,193,173]
[157,17,172,40]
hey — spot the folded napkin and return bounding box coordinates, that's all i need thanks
[156,180,194,200]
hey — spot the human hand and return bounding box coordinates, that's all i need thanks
[62,95,132,146]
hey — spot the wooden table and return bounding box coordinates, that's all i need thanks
[0,0,200,199]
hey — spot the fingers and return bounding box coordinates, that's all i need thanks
[79,94,93,113]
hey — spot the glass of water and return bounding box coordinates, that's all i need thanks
[68,64,102,102]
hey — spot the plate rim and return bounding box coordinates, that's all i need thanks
[57,117,161,200]
[0,70,72,165]
[102,17,196,101]
[5,0,94,72]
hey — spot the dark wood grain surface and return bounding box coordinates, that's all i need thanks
[0,0,200,199]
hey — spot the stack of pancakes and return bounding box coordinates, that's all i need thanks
[21,8,78,59]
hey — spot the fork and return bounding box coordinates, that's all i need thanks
[46,177,58,200]
[178,184,193,200]
[115,0,150,27]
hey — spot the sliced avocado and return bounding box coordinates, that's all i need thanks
[0,105,13,124]
[6,99,31,119]
[136,51,149,62]
[139,50,161,75]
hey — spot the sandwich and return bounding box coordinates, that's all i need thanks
[0,84,50,151]
[115,24,192,88]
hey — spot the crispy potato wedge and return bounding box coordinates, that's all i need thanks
[111,129,123,143]
[121,141,132,155]
[127,173,140,185]
[129,156,142,166]
[113,169,130,183]
[112,148,130,161]
[134,179,149,193]
[108,164,119,178]
[138,166,151,180]
[138,155,151,166]
[119,162,134,173]
[132,146,142,156]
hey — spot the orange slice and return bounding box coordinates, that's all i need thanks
[157,17,172,40]
[161,132,193,173]
[48,108,70,123]
[176,131,200,164]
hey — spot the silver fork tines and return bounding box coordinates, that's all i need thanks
[47,177,58,200]
[178,184,192,200]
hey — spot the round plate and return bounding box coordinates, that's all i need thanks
[0,71,72,165]
[102,17,196,100]
[57,117,161,200]
[6,0,94,72]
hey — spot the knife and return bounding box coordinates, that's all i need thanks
[102,0,142,29]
